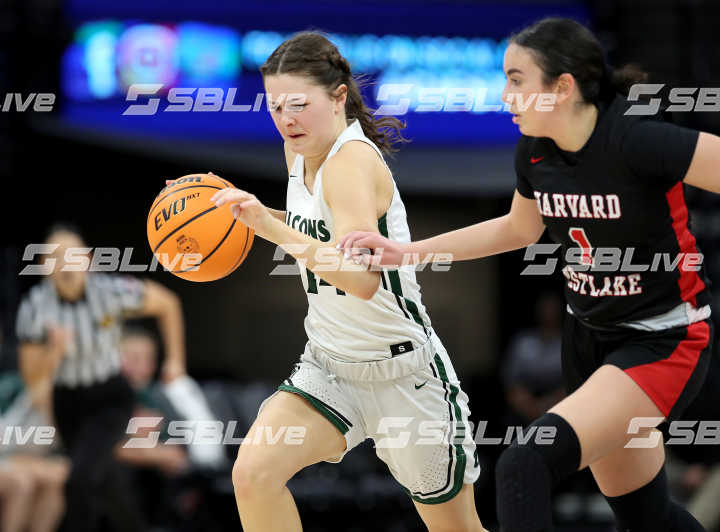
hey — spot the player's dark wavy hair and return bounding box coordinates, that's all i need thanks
[511,18,648,104]
[260,31,409,156]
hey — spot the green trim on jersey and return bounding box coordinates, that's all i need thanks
[377,213,428,334]
[306,268,318,293]
[404,353,467,505]
[277,384,350,435]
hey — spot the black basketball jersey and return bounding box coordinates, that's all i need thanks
[515,94,711,326]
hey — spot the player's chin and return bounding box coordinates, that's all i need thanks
[515,120,534,136]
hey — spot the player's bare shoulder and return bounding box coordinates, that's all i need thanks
[324,141,393,205]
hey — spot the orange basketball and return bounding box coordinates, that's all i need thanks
[147,173,254,282]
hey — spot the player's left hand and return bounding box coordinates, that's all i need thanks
[161,359,187,383]
[211,185,272,236]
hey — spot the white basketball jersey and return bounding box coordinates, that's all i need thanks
[285,120,432,362]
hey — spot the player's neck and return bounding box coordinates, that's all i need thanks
[551,103,598,153]
[303,117,349,182]
[304,148,332,184]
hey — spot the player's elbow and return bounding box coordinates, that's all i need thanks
[523,226,545,246]
[354,273,381,301]
[507,217,544,248]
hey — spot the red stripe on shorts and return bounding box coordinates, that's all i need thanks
[665,182,706,307]
[624,320,710,417]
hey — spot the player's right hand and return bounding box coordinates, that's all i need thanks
[337,231,409,268]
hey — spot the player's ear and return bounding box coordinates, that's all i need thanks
[333,84,348,112]
[554,73,575,104]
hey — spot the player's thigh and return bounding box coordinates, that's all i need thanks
[369,347,480,506]
[589,430,665,496]
[234,390,347,484]
[549,364,664,470]
[413,483,485,532]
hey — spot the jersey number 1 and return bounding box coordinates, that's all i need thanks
[568,227,594,266]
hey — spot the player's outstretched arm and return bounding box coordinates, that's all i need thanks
[683,132,720,193]
[339,190,545,267]
[211,148,384,300]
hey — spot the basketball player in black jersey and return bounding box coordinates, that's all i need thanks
[339,17,720,532]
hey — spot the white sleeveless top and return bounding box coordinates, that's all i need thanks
[286,120,431,362]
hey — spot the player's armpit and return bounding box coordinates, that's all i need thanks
[683,132,720,194]
[507,190,546,245]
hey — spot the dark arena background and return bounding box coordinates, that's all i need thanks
[1,0,720,531]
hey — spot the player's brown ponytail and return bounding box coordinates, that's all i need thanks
[260,31,409,156]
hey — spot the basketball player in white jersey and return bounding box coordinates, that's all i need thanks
[209,32,487,531]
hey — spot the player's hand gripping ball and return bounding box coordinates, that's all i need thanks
[147,173,254,282]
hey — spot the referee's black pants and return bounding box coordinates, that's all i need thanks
[53,374,147,532]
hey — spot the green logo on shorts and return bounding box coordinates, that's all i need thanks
[414,380,428,390]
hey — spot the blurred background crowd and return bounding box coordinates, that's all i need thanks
[1,0,720,530]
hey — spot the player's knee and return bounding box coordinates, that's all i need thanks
[496,443,549,489]
[496,413,581,530]
[497,413,581,487]
[232,450,287,501]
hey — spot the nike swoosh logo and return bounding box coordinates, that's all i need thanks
[414,381,428,390]
[530,156,545,164]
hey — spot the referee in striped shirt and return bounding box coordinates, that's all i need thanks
[16,224,186,532]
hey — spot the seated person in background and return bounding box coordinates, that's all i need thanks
[116,327,189,477]
[116,327,190,527]
[502,292,566,424]
[119,326,227,472]
[0,371,69,532]
[117,326,230,526]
